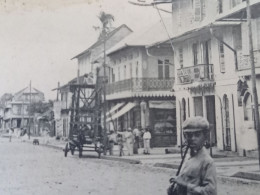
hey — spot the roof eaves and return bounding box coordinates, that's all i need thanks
[71,24,133,60]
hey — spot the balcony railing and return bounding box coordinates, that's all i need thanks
[106,77,174,95]
[177,64,214,84]
[237,50,260,71]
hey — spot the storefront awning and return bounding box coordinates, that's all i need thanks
[106,102,125,117]
[107,102,137,122]
[149,101,175,109]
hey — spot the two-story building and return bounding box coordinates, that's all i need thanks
[105,19,176,147]
[161,0,260,155]
[2,87,44,131]
[53,24,132,138]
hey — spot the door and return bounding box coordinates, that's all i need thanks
[194,97,203,116]
[206,96,217,146]
[223,95,231,151]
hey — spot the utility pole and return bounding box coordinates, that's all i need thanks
[28,80,32,140]
[247,0,260,169]
[103,33,108,155]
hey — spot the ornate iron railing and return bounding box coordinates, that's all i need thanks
[106,77,174,95]
[177,64,214,84]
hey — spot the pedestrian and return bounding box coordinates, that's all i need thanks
[9,128,14,142]
[167,116,217,195]
[117,134,124,157]
[133,126,140,154]
[143,127,151,154]
[108,129,117,155]
[124,127,134,156]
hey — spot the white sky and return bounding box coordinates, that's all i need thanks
[0,0,170,100]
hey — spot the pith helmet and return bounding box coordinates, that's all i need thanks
[183,116,209,133]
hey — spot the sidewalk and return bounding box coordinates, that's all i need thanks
[18,136,260,185]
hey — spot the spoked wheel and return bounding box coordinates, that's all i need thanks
[64,143,69,157]
[70,144,75,155]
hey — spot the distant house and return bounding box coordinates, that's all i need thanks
[53,24,132,138]
[2,87,44,130]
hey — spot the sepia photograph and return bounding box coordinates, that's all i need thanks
[0,0,260,194]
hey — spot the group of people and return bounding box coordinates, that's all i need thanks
[107,126,152,156]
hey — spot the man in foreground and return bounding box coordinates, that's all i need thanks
[168,116,217,195]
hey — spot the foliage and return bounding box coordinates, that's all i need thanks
[27,100,53,115]
[94,11,115,40]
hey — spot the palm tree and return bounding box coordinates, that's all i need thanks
[94,11,115,40]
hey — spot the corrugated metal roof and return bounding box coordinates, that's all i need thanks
[71,24,133,60]
[107,18,173,55]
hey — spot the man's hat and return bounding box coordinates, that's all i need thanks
[127,127,132,131]
[182,116,209,133]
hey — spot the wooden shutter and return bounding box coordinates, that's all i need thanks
[194,0,202,21]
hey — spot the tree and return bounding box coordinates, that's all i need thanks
[27,100,53,115]
[93,11,115,40]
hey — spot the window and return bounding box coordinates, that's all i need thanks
[218,35,225,73]
[182,98,186,122]
[130,63,132,79]
[112,69,115,82]
[243,93,253,121]
[179,47,183,68]
[158,59,171,79]
[118,67,120,81]
[165,60,170,79]
[194,0,206,21]
[218,0,223,14]
[201,40,210,64]
[136,61,139,78]
[230,0,241,8]
[124,65,126,79]
[192,43,198,65]
[158,60,164,79]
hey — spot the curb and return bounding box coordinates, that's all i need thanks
[101,156,141,164]
[152,162,260,186]
[21,139,260,186]
[23,140,141,164]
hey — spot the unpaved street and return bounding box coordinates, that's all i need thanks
[0,138,260,195]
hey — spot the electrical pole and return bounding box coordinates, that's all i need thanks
[247,0,260,169]
[103,33,108,155]
[29,80,31,140]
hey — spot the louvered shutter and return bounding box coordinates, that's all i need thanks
[194,0,201,21]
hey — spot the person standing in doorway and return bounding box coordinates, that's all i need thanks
[143,127,151,155]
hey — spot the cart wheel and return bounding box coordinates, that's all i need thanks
[64,143,69,157]
[79,146,83,158]
[70,145,75,155]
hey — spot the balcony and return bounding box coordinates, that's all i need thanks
[177,64,214,85]
[106,77,174,95]
[237,50,260,71]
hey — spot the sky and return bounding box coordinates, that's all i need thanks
[0,0,170,100]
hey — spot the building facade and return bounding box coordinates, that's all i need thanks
[53,25,132,138]
[106,20,176,147]
[1,87,44,131]
[170,0,260,155]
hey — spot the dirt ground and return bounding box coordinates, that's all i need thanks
[0,137,260,195]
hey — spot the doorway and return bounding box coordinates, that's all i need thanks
[206,96,217,146]
[223,95,231,151]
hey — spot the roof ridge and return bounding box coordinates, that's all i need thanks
[71,24,133,60]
